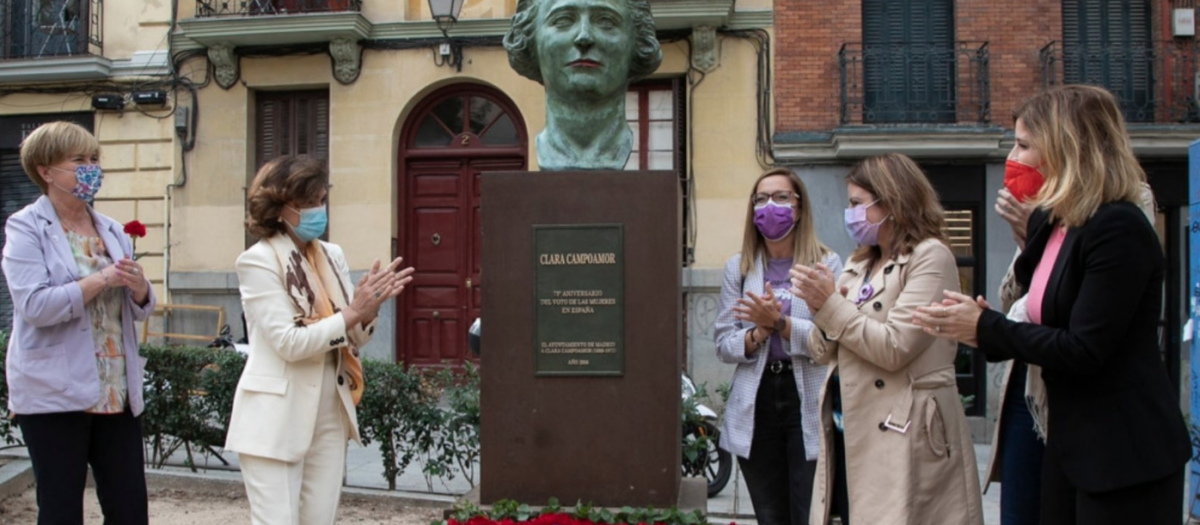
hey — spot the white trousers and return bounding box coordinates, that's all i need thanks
[239,354,349,525]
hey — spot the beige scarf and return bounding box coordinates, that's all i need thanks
[999,253,1048,441]
[266,234,365,405]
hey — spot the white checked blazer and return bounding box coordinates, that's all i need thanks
[715,250,843,461]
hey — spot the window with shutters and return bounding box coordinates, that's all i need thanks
[0,113,93,329]
[623,79,691,267]
[1062,0,1153,122]
[251,90,330,247]
[861,0,956,123]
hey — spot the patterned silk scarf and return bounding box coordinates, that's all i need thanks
[267,234,365,405]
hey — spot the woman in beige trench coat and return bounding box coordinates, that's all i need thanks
[790,154,983,525]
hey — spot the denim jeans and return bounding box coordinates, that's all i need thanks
[1000,363,1045,525]
[737,368,817,525]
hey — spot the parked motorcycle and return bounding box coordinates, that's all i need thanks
[681,370,732,498]
[468,318,733,498]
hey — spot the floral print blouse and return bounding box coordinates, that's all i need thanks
[65,229,127,414]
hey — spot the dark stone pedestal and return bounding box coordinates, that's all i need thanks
[455,478,707,518]
[479,170,682,508]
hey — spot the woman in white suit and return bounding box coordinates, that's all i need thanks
[226,156,414,525]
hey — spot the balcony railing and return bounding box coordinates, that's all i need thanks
[1041,41,1200,124]
[839,41,990,125]
[195,0,361,17]
[1,0,102,60]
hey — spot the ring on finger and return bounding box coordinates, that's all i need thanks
[374,291,381,299]
[935,325,941,333]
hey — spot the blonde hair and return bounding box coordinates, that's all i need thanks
[1014,85,1144,227]
[19,121,100,195]
[845,154,947,264]
[738,168,831,276]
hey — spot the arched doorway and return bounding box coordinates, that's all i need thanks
[397,84,528,366]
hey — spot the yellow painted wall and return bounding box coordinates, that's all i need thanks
[404,0,516,21]
[0,0,175,300]
[0,93,175,302]
[173,28,765,273]
[103,0,173,59]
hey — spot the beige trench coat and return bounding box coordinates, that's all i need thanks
[807,238,983,525]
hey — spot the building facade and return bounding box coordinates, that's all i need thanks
[772,0,1198,438]
[0,0,175,325]
[1,0,781,397]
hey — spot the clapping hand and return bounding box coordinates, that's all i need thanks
[733,282,782,330]
[789,263,836,312]
[912,291,991,347]
[347,257,414,326]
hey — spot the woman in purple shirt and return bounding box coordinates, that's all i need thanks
[2,121,154,524]
[714,168,841,525]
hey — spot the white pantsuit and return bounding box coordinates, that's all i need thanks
[226,238,375,525]
[239,354,349,525]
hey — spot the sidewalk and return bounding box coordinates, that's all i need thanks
[0,440,1003,523]
[135,440,1003,524]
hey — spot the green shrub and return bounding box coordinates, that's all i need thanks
[140,346,245,470]
[0,334,483,489]
[0,330,18,448]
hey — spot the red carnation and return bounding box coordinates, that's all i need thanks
[123,220,146,238]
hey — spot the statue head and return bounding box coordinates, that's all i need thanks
[504,0,661,100]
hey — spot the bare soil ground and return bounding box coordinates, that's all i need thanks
[0,484,445,524]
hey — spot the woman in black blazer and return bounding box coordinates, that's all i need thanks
[913,85,1189,525]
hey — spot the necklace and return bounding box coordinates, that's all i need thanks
[57,211,93,235]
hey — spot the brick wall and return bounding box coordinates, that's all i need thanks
[955,0,1061,127]
[773,0,1191,133]
[775,0,1062,133]
[773,0,861,132]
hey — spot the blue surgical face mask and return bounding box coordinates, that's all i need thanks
[50,164,103,202]
[286,204,327,243]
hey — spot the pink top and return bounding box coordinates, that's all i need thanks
[1027,226,1067,325]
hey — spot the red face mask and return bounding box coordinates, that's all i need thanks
[1004,160,1045,202]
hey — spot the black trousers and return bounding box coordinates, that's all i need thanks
[17,409,148,525]
[737,367,817,525]
[1040,450,1182,525]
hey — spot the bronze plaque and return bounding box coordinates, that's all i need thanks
[534,224,624,376]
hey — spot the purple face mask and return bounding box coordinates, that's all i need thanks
[754,201,797,241]
[844,200,885,246]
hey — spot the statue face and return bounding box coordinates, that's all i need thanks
[534,0,635,100]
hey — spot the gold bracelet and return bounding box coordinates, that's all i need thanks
[100,268,111,289]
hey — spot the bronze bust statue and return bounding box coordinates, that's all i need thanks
[504,0,662,171]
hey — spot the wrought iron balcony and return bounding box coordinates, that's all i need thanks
[195,0,361,17]
[1,0,102,60]
[1041,41,1200,124]
[839,41,990,125]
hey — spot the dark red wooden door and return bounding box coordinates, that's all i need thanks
[398,85,527,366]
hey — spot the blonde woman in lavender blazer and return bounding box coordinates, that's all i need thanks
[3,122,154,524]
[714,168,841,525]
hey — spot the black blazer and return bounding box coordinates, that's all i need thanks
[977,201,1189,493]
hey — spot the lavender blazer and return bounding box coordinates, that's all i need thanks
[2,196,155,415]
[715,250,842,461]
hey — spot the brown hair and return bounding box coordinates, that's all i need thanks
[1013,85,1144,227]
[19,121,100,195]
[245,156,329,240]
[738,167,832,276]
[845,153,947,264]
